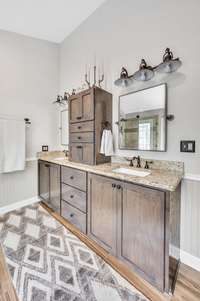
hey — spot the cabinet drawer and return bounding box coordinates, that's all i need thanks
[62,184,86,212]
[70,132,94,143]
[61,166,86,191]
[61,201,86,234]
[70,121,94,133]
[70,143,94,165]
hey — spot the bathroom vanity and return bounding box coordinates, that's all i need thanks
[38,155,182,294]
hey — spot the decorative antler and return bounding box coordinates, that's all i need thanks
[98,73,104,88]
[85,73,91,88]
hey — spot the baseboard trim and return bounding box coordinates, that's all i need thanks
[0,196,40,214]
[180,250,200,272]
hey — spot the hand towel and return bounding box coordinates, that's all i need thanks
[0,118,25,173]
[100,129,114,156]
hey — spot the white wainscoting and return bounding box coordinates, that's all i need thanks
[0,160,38,209]
[180,174,200,271]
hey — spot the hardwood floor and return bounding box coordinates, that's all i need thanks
[172,264,200,301]
[0,202,199,301]
[0,246,19,301]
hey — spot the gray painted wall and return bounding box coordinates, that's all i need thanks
[59,0,200,259]
[0,30,59,207]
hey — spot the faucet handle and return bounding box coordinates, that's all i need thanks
[63,150,68,157]
[125,157,134,167]
[144,160,153,169]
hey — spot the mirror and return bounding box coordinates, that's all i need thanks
[60,109,69,146]
[119,84,167,151]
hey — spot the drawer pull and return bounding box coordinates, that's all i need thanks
[117,185,121,190]
[78,126,82,129]
[78,136,81,139]
[112,183,116,188]
[70,213,74,218]
[70,176,74,180]
[77,116,82,120]
[76,146,83,149]
[70,195,74,198]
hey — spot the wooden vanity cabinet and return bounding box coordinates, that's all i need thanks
[38,160,61,214]
[87,174,120,255]
[68,87,112,165]
[118,182,165,291]
[88,173,180,293]
[61,166,87,234]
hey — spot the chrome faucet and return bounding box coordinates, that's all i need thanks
[133,156,141,168]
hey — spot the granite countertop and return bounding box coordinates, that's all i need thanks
[38,154,183,192]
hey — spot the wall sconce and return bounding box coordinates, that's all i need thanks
[114,67,133,87]
[155,48,182,73]
[114,48,182,86]
[133,59,154,81]
[52,92,70,105]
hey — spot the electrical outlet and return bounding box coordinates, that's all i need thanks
[42,145,49,152]
[180,141,195,153]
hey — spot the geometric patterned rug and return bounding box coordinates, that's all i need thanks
[0,203,149,301]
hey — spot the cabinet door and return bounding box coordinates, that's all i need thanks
[69,95,82,123]
[69,89,94,123]
[49,163,61,214]
[70,143,94,165]
[87,174,119,254]
[118,182,165,291]
[80,89,94,122]
[38,161,50,204]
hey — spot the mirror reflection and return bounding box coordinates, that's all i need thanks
[119,84,167,151]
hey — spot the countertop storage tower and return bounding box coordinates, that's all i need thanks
[68,86,112,165]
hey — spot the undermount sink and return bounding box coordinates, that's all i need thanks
[53,157,66,161]
[112,167,151,177]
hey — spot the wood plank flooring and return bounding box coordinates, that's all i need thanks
[0,202,199,301]
[0,246,19,301]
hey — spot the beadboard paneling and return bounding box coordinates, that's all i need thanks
[181,178,200,258]
[0,160,38,208]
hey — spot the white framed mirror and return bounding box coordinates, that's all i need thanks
[60,109,69,146]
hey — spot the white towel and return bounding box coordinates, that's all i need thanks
[0,118,25,173]
[100,129,114,156]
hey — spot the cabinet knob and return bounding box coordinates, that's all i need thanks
[78,126,82,129]
[78,136,81,139]
[112,183,116,188]
[117,185,121,190]
[45,164,50,168]
[70,195,74,198]
[77,116,82,120]
[70,213,74,218]
[70,176,74,180]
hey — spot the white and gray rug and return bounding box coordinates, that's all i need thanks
[0,203,149,301]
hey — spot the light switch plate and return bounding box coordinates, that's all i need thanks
[42,145,49,152]
[180,141,195,153]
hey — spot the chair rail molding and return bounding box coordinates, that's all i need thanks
[184,173,200,181]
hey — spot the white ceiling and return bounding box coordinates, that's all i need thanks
[0,0,105,43]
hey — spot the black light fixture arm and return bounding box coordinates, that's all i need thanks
[114,47,182,86]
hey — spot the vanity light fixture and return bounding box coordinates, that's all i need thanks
[52,92,70,106]
[114,47,182,86]
[133,59,154,81]
[114,67,133,87]
[155,48,182,73]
